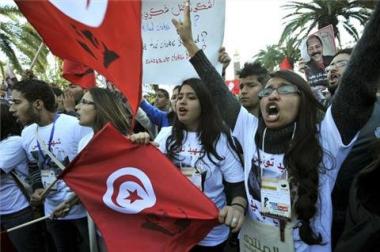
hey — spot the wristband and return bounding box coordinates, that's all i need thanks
[231,202,246,211]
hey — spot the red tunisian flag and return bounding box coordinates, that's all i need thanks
[226,79,240,95]
[60,124,219,252]
[62,60,96,89]
[15,0,142,114]
[279,57,294,70]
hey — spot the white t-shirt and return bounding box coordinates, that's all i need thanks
[234,107,356,252]
[78,131,94,153]
[0,136,30,215]
[155,127,244,247]
[21,114,92,219]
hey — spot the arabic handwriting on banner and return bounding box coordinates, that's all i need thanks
[142,0,215,20]
[142,0,224,86]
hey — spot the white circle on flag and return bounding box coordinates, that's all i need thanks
[48,0,108,27]
[103,167,156,214]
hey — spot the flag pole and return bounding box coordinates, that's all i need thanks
[39,178,59,200]
[30,42,44,69]
[2,215,50,233]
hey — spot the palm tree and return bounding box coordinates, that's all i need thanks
[279,36,301,69]
[280,0,372,46]
[253,36,301,72]
[0,4,49,75]
[253,45,284,72]
[0,5,22,72]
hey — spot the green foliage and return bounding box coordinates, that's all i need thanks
[0,2,70,89]
[253,45,284,72]
[0,3,49,76]
[253,37,301,72]
[280,0,372,45]
[43,57,69,89]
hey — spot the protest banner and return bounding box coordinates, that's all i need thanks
[142,0,225,86]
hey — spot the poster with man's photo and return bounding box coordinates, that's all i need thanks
[300,25,337,87]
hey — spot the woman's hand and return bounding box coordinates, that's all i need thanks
[171,0,199,57]
[128,132,151,145]
[172,0,193,44]
[218,205,245,233]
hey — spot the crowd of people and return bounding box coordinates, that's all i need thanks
[1,1,380,252]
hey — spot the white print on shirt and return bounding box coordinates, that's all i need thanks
[248,152,287,203]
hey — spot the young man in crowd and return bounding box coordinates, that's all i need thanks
[326,48,352,96]
[154,88,170,111]
[217,48,268,116]
[238,62,268,116]
[9,79,91,252]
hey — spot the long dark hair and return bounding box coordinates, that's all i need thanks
[270,70,325,244]
[88,88,132,134]
[166,78,237,165]
[167,85,180,125]
[1,101,22,140]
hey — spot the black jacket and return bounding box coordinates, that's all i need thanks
[334,156,380,252]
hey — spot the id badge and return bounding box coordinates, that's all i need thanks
[261,178,291,219]
[41,169,57,190]
[181,167,203,191]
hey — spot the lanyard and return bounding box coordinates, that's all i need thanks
[255,125,297,242]
[36,114,60,164]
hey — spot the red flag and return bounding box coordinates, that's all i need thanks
[226,79,240,95]
[15,0,142,114]
[62,60,96,89]
[279,57,294,70]
[61,124,219,252]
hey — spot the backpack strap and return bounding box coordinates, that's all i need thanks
[9,171,31,202]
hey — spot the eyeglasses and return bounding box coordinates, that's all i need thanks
[258,84,299,98]
[79,98,96,106]
[325,60,349,73]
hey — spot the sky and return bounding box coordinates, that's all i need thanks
[224,0,287,77]
[1,0,362,81]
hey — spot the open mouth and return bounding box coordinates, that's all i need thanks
[329,73,340,85]
[177,107,188,116]
[12,113,19,120]
[265,103,280,121]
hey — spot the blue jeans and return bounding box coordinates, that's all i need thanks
[0,206,45,252]
[46,217,89,252]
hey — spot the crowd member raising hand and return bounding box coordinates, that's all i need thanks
[173,0,380,251]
